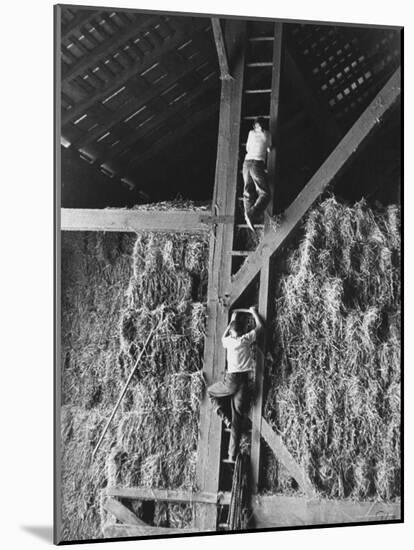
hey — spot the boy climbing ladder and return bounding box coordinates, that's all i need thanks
[242,117,272,231]
[207,307,264,462]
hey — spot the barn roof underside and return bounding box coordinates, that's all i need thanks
[59,6,401,208]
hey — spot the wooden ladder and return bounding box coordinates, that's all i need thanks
[195,19,284,531]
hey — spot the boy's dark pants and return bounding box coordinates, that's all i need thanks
[207,372,250,459]
[242,159,271,218]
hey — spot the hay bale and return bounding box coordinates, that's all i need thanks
[263,198,401,501]
[60,405,118,540]
[60,230,208,540]
[106,231,208,528]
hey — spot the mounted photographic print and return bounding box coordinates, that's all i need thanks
[54,3,402,544]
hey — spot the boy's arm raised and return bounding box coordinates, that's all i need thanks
[249,306,264,334]
[222,311,237,341]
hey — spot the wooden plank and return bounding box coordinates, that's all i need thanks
[118,101,219,172]
[258,416,315,497]
[211,18,231,80]
[61,208,211,233]
[62,19,209,125]
[73,35,216,148]
[103,523,204,538]
[229,68,401,306]
[103,497,146,526]
[106,486,229,504]
[194,20,246,532]
[62,14,159,81]
[251,495,401,528]
[61,8,95,40]
[250,22,283,495]
[106,76,218,173]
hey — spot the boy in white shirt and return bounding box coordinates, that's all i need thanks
[207,307,263,462]
[243,117,272,227]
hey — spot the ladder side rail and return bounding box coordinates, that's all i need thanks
[250,22,283,494]
[194,20,247,531]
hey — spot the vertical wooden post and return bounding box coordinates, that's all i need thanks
[250,22,283,495]
[211,18,232,80]
[194,20,246,531]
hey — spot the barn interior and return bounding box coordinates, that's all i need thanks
[57,5,402,543]
[60,9,400,209]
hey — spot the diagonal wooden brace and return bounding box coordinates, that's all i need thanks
[249,413,315,498]
[230,68,401,306]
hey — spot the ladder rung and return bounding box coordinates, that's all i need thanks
[243,115,270,120]
[236,223,264,229]
[248,36,274,42]
[244,89,272,94]
[246,62,273,67]
[231,251,250,256]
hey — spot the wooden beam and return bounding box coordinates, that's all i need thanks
[252,494,400,528]
[258,416,315,498]
[106,486,231,505]
[61,208,213,233]
[250,22,283,495]
[229,67,401,306]
[61,9,95,40]
[62,19,209,125]
[120,101,219,173]
[62,14,160,82]
[60,145,136,207]
[194,20,246,532]
[103,524,204,538]
[103,497,146,526]
[211,18,231,80]
[105,77,218,173]
[102,490,400,534]
[72,35,216,149]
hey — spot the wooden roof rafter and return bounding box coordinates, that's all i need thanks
[285,24,400,129]
[211,18,232,80]
[62,13,161,82]
[102,72,219,171]
[60,144,146,200]
[119,99,219,171]
[62,18,211,126]
[70,32,217,149]
[61,8,95,40]
[68,64,218,182]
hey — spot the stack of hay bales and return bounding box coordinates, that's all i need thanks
[106,233,208,525]
[60,197,400,540]
[60,229,208,541]
[61,232,135,540]
[263,197,401,501]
